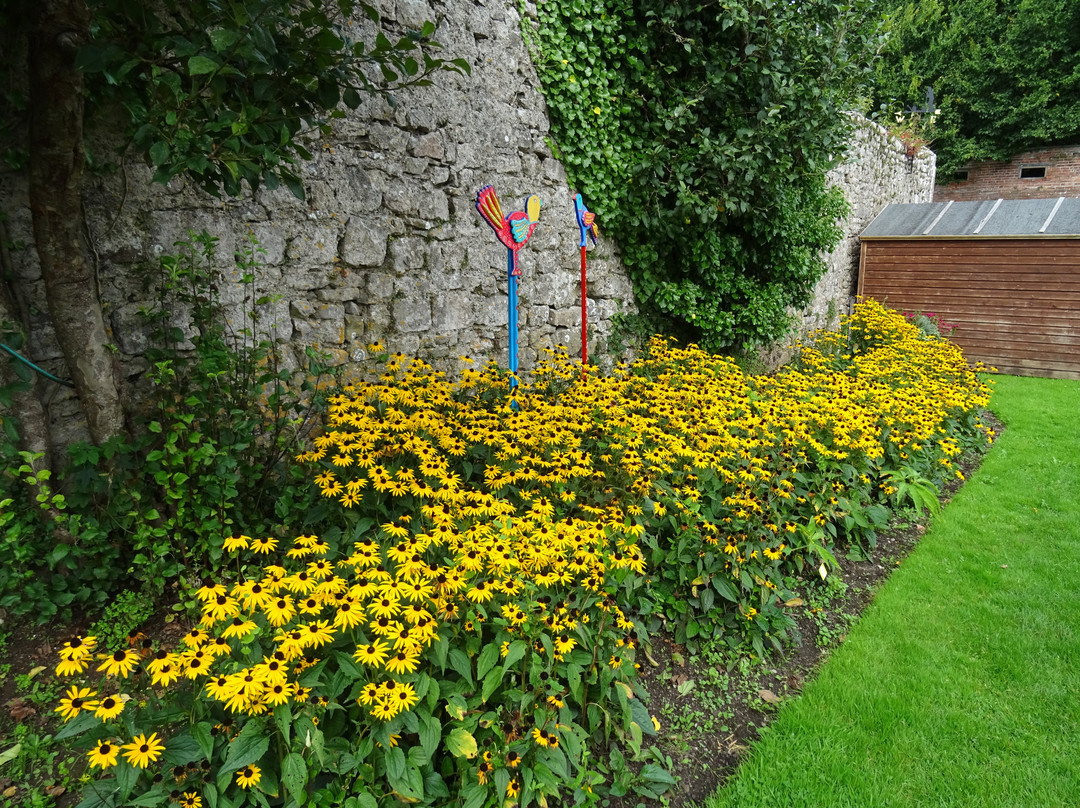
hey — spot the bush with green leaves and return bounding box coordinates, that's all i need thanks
[0,232,338,619]
[527,0,879,351]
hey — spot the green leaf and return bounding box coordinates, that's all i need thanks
[273,702,292,747]
[218,719,269,784]
[281,753,308,801]
[481,667,502,703]
[209,29,240,52]
[445,727,477,759]
[419,713,441,759]
[149,141,170,166]
[448,647,473,684]
[54,710,99,741]
[385,745,406,781]
[192,722,214,760]
[502,640,527,670]
[188,55,220,76]
[476,643,498,680]
[163,732,202,766]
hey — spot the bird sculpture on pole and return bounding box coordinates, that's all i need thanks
[573,193,598,371]
[475,185,542,397]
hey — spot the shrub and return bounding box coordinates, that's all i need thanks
[0,232,336,620]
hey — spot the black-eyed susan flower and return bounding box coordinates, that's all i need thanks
[55,686,98,721]
[121,732,165,768]
[384,649,420,675]
[235,765,262,789]
[182,628,210,648]
[58,635,96,661]
[222,535,249,553]
[93,694,125,721]
[97,649,140,678]
[250,536,278,554]
[332,600,366,630]
[352,640,390,667]
[389,683,419,714]
[55,655,90,677]
[222,617,258,640]
[87,739,119,769]
[264,596,296,627]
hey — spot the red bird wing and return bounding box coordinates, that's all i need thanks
[476,185,515,249]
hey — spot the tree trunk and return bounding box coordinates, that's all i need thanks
[0,217,55,470]
[27,0,126,446]
[0,222,74,544]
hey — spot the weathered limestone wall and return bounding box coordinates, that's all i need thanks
[760,114,936,366]
[0,0,635,446]
[1,7,932,447]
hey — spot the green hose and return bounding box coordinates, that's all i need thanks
[0,342,76,388]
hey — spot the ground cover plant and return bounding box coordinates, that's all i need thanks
[709,374,1080,807]
[28,300,994,808]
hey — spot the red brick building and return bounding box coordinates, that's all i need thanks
[934,145,1080,202]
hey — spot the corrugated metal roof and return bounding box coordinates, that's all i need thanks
[861,198,1080,239]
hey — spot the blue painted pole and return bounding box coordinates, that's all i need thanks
[507,249,518,396]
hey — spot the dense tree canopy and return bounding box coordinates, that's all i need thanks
[871,0,1080,176]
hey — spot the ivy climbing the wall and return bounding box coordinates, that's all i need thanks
[527,0,879,351]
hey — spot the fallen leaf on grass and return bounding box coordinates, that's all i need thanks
[783,598,804,607]
[757,689,782,704]
[2,786,16,799]
[44,785,66,798]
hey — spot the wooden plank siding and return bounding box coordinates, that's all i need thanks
[858,239,1080,379]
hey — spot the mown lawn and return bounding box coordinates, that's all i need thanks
[710,374,1080,807]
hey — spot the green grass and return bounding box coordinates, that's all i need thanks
[709,375,1080,808]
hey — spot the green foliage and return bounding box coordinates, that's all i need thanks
[87,590,156,652]
[74,0,469,197]
[529,0,878,350]
[0,451,120,621]
[63,232,337,595]
[0,232,338,619]
[870,0,1080,176]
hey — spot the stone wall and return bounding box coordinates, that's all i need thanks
[1,5,934,447]
[0,0,636,446]
[759,114,936,367]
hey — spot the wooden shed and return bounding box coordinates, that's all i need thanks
[858,198,1080,379]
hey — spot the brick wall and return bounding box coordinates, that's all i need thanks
[935,145,1080,201]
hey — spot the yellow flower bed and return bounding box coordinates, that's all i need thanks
[52,299,992,808]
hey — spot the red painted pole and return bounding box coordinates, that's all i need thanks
[580,244,587,372]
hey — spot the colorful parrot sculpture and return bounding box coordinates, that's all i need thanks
[476,185,542,274]
[475,185,543,401]
[574,193,598,247]
[573,193,599,371]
